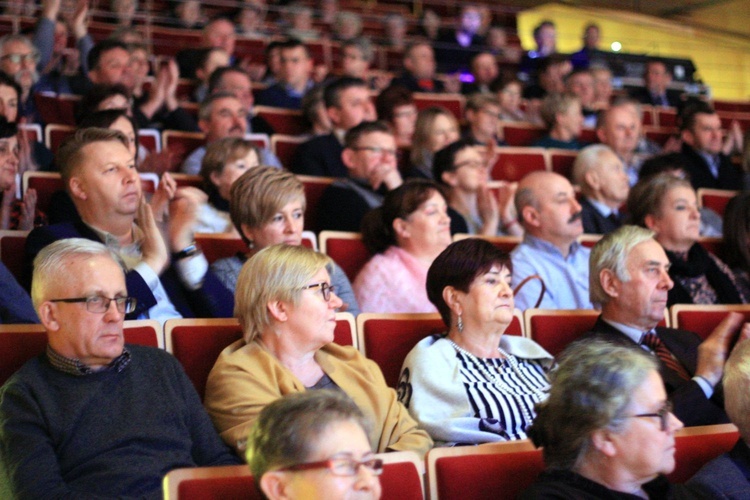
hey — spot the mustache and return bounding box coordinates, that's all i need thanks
[568,211,583,223]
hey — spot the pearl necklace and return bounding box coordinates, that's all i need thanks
[448,339,548,426]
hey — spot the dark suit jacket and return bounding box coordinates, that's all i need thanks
[390,72,445,94]
[290,133,347,178]
[255,83,303,110]
[628,87,683,108]
[685,439,750,499]
[679,143,743,191]
[580,198,622,235]
[25,221,233,319]
[583,316,729,427]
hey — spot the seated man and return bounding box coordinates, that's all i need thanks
[390,41,446,94]
[462,93,506,147]
[532,92,585,150]
[291,76,376,177]
[460,52,499,95]
[207,66,275,136]
[564,68,597,127]
[319,121,403,232]
[596,99,648,186]
[0,239,239,498]
[686,339,750,496]
[628,58,682,108]
[586,225,749,426]
[511,171,592,310]
[571,144,629,234]
[255,38,315,110]
[26,128,234,320]
[182,92,280,174]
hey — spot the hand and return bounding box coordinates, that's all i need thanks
[722,120,743,156]
[662,135,682,154]
[168,187,207,251]
[42,0,61,20]
[695,312,745,386]
[71,0,89,40]
[245,62,266,82]
[496,181,518,225]
[17,188,37,230]
[476,183,500,236]
[16,129,38,177]
[2,177,17,207]
[149,172,176,222]
[136,197,169,275]
[370,161,402,191]
[163,59,180,110]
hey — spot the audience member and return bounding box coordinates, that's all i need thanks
[165,0,204,29]
[511,171,592,310]
[0,117,40,230]
[291,77,376,177]
[284,4,320,41]
[211,166,359,315]
[191,47,230,103]
[571,144,628,234]
[590,65,613,110]
[629,58,683,108]
[522,53,568,101]
[491,77,528,122]
[532,93,585,150]
[519,20,557,81]
[391,42,447,94]
[522,340,680,499]
[258,40,283,85]
[460,52,498,96]
[596,99,647,185]
[434,5,486,73]
[585,225,749,426]
[235,0,269,38]
[256,38,314,109]
[207,66,275,136]
[0,260,36,323]
[1,34,50,123]
[462,93,506,147]
[0,239,239,498]
[176,17,237,78]
[384,14,408,49]
[25,128,234,320]
[354,180,452,313]
[486,26,521,62]
[246,391,383,500]
[375,85,416,149]
[628,173,746,306]
[341,38,390,91]
[406,107,460,179]
[332,11,363,42]
[678,101,743,190]
[570,23,605,69]
[723,192,750,298]
[205,244,432,456]
[418,10,440,42]
[299,83,332,136]
[400,238,553,446]
[564,68,597,127]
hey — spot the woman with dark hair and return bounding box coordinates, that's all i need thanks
[353,180,452,313]
[399,238,553,445]
[723,192,750,299]
[0,117,41,230]
[522,340,682,498]
[375,85,417,149]
[406,107,460,179]
[78,108,144,162]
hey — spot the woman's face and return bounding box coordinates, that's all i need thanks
[428,114,459,152]
[0,84,19,123]
[0,135,19,190]
[109,115,137,158]
[391,104,417,141]
[457,264,514,332]
[648,186,701,252]
[605,369,682,485]
[243,199,304,249]
[284,267,343,350]
[558,101,583,137]
[397,190,452,254]
[210,149,260,201]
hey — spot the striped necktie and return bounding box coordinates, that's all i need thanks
[641,331,691,381]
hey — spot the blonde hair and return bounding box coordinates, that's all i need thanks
[540,92,579,130]
[410,106,458,168]
[724,339,750,442]
[234,244,331,342]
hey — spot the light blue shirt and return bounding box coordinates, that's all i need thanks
[181,144,282,175]
[511,234,593,311]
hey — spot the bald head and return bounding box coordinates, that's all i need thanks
[572,144,629,207]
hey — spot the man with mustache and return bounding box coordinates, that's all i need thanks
[584,225,750,426]
[511,171,593,310]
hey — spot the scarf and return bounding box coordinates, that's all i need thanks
[665,243,742,306]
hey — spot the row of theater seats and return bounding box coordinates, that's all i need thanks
[161,421,740,499]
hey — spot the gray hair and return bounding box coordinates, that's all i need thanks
[528,339,658,469]
[571,144,616,189]
[31,239,122,311]
[589,225,655,305]
[198,91,238,121]
[0,34,34,56]
[342,37,374,63]
[724,340,750,442]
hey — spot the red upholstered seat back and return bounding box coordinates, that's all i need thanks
[178,475,261,499]
[501,124,546,147]
[0,330,47,386]
[674,309,750,341]
[380,460,424,500]
[490,149,547,182]
[528,312,599,357]
[320,233,370,282]
[0,230,28,284]
[668,427,739,483]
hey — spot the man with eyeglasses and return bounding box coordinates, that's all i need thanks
[584,225,750,427]
[0,238,240,498]
[462,93,507,147]
[319,121,402,232]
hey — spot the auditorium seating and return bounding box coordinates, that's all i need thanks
[668,423,740,483]
[319,231,370,282]
[643,126,677,147]
[19,123,42,145]
[298,175,335,234]
[499,122,546,147]
[270,134,307,168]
[412,93,465,122]
[44,123,75,153]
[697,188,738,218]
[656,107,678,128]
[523,309,600,356]
[490,147,548,182]
[162,130,205,171]
[0,229,29,284]
[254,106,307,136]
[547,148,578,179]
[453,233,522,254]
[194,231,317,264]
[34,92,80,125]
[669,304,750,341]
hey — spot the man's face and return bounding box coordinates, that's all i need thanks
[645,62,671,94]
[200,96,248,142]
[471,54,498,86]
[683,113,723,155]
[204,19,236,55]
[328,85,375,130]
[217,71,254,110]
[0,134,18,191]
[460,7,482,34]
[584,26,599,49]
[0,39,39,91]
[341,46,369,78]
[606,239,673,330]
[280,46,313,87]
[523,173,583,245]
[405,44,436,80]
[557,101,584,138]
[468,103,501,139]
[591,149,629,205]
[43,254,128,369]
[598,106,640,157]
[344,131,397,182]
[536,25,556,54]
[70,140,141,219]
[567,72,595,108]
[89,47,131,87]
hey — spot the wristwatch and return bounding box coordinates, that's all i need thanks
[173,242,201,261]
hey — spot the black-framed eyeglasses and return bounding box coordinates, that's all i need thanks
[1,52,40,64]
[280,457,384,477]
[300,282,336,302]
[629,401,674,431]
[453,159,485,170]
[351,146,398,158]
[49,296,137,314]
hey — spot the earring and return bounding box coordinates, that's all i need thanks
[457,314,463,333]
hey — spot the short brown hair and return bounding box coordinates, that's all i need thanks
[626,172,692,228]
[199,137,259,191]
[539,93,579,129]
[57,127,129,185]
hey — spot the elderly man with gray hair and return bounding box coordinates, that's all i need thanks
[686,339,750,497]
[583,225,750,426]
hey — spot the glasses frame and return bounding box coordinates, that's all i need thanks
[629,401,674,431]
[279,457,384,477]
[350,146,398,158]
[1,52,40,64]
[300,282,336,302]
[49,296,138,314]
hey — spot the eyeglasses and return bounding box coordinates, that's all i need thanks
[453,159,486,170]
[50,296,138,314]
[1,52,40,64]
[300,282,336,302]
[351,146,398,158]
[280,457,384,477]
[628,401,673,431]
[479,108,502,120]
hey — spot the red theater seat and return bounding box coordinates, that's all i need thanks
[697,188,738,218]
[453,234,521,254]
[670,304,750,341]
[319,231,370,282]
[0,229,29,285]
[490,147,548,182]
[500,122,546,147]
[299,175,336,234]
[162,130,205,172]
[255,106,307,136]
[271,134,307,169]
[669,424,740,483]
[524,309,600,357]
[547,149,578,179]
[413,93,465,122]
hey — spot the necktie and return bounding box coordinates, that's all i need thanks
[641,331,691,381]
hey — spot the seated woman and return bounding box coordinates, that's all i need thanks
[491,77,529,123]
[531,92,584,150]
[196,137,260,234]
[723,192,750,298]
[354,180,452,313]
[247,391,383,499]
[210,166,359,315]
[375,85,417,149]
[399,239,553,445]
[205,244,432,457]
[522,340,682,499]
[406,107,460,179]
[0,117,40,230]
[433,139,522,237]
[628,173,746,306]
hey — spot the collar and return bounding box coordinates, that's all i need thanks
[586,197,616,217]
[601,317,648,344]
[84,221,144,250]
[282,79,314,98]
[46,344,131,376]
[333,128,347,145]
[523,233,582,257]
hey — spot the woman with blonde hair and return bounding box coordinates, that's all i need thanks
[406,107,460,179]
